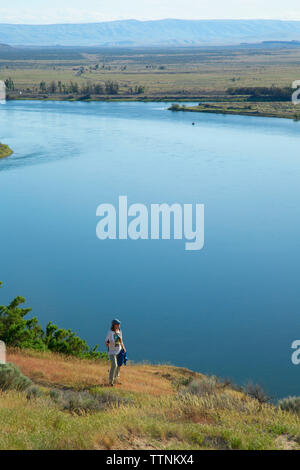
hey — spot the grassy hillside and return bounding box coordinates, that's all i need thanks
[0,348,299,450]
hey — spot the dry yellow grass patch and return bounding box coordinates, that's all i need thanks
[7,349,184,396]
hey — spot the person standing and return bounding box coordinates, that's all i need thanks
[105,319,126,386]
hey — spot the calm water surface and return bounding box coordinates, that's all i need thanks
[0,101,299,398]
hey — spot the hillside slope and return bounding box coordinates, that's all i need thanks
[2,20,300,46]
[0,348,298,450]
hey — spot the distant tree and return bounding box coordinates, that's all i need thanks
[169,103,182,111]
[105,80,119,95]
[80,82,92,95]
[48,81,57,94]
[94,84,104,95]
[135,85,145,94]
[4,78,14,91]
[39,81,46,92]
[69,81,79,94]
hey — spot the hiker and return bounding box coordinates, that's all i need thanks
[105,318,126,386]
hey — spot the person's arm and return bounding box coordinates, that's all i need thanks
[105,332,110,348]
[120,334,126,352]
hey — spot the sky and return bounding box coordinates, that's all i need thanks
[0,0,300,24]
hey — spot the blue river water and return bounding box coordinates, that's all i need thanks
[0,100,299,398]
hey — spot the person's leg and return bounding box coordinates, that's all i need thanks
[112,352,121,383]
[109,354,117,385]
[115,363,121,381]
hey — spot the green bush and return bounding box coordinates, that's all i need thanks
[0,363,32,391]
[278,396,300,415]
[26,385,43,400]
[0,281,107,360]
[169,103,181,111]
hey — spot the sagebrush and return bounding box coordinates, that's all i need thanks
[0,363,32,391]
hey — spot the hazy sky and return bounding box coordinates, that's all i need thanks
[0,0,300,24]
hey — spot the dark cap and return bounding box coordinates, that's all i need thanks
[112,318,121,326]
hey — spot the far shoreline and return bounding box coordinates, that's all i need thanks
[168,102,300,121]
[6,96,300,120]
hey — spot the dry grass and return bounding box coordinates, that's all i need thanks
[7,348,190,395]
[2,44,300,98]
[1,348,299,450]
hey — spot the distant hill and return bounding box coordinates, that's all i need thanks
[2,20,300,46]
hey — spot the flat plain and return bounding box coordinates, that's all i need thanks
[1,43,300,98]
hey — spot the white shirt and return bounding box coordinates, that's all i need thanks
[105,329,122,355]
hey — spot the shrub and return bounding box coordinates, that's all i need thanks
[0,363,32,391]
[169,103,181,111]
[49,388,131,415]
[26,385,43,400]
[278,396,300,415]
[60,391,101,414]
[50,389,60,401]
[0,281,107,359]
[244,383,271,404]
[182,376,220,396]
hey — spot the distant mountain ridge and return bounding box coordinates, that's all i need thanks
[0,43,12,49]
[2,19,300,46]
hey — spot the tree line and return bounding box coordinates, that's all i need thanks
[227,86,293,101]
[4,78,145,96]
[0,282,106,359]
[39,80,120,95]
